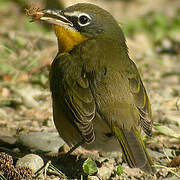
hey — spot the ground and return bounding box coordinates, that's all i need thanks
[0,0,180,179]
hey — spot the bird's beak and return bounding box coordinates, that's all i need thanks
[28,8,87,53]
[32,9,73,27]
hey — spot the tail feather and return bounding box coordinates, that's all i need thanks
[113,126,155,174]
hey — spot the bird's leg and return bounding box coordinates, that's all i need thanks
[64,140,85,160]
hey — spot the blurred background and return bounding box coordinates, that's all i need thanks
[0,0,180,179]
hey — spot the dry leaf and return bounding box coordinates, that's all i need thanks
[168,155,180,167]
[25,6,44,22]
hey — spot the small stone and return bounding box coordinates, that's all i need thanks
[0,135,17,147]
[123,166,142,178]
[16,132,65,153]
[49,176,61,180]
[97,163,114,180]
[97,166,112,179]
[15,154,44,173]
[88,175,100,180]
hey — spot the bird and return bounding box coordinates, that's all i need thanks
[31,3,155,174]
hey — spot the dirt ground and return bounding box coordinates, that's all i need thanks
[0,0,180,179]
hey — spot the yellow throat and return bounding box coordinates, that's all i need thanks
[54,25,88,53]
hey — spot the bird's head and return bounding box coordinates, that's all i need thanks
[35,3,125,52]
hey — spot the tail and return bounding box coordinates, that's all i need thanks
[113,126,155,174]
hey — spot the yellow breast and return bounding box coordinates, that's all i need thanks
[54,25,87,53]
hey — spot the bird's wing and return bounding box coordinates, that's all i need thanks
[127,60,153,136]
[50,53,96,144]
[64,72,96,143]
[87,62,154,172]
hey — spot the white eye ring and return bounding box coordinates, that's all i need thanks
[78,13,91,26]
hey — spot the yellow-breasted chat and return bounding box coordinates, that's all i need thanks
[30,3,155,174]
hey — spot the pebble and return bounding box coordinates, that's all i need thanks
[0,135,17,148]
[98,166,113,180]
[123,166,142,178]
[88,175,100,180]
[15,154,44,173]
[97,159,115,180]
[16,132,65,153]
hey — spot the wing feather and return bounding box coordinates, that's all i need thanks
[128,66,153,136]
[64,73,96,143]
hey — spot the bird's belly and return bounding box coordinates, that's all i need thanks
[53,100,82,147]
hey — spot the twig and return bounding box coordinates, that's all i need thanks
[176,98,179,111]
[49,163,67,178]
[162,147,171,162]
[154,164,180,178]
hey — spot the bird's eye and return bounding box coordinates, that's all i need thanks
[79,15,89,24]
[78,14,91,26]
